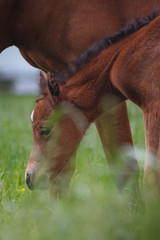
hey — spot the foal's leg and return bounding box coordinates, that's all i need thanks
[95,102,139,194]
[143,103,160,200]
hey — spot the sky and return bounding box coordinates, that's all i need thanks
[0,46,40,94]
[0,46,38,74]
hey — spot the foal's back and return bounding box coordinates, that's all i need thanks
[110,16,160,107]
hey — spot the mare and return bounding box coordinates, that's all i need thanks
[26,12,160,198]
[1,0,160,192]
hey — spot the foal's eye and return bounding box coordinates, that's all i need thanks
[39,128,51,136]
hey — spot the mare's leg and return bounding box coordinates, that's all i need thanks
[143,103,160,200]
[95,102,139,194]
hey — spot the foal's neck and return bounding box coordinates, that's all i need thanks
[0,0,18,52]
[60,43,122,121]
[60,31,139,121]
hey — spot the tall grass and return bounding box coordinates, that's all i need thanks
[1,95,159,240]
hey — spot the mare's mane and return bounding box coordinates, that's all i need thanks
[54,10,160,84]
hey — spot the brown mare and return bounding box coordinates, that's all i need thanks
[26,12,160,198]
[1,0,160,193]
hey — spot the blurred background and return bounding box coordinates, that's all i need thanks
[0,46,40,95]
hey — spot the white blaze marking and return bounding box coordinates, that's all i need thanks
[31,110,34,123]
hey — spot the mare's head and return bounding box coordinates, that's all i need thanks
[25,73,89,190]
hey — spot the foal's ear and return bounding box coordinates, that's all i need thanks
[47,72,60,99]
[39,72,47,95]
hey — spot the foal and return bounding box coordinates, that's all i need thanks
[26,14,160,197]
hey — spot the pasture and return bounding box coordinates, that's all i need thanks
[0,94,159,240]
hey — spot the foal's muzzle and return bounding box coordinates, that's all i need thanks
[25,170,49,190]
[25,171,34,190]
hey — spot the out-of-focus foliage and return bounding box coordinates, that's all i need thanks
[1,95,159,240]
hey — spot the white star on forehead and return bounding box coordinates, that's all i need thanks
[31,110,34,123]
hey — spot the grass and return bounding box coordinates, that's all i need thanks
[0,94,159,240]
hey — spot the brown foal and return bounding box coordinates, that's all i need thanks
[26,13,160,198]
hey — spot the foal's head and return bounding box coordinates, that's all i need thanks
[25,73,89,190]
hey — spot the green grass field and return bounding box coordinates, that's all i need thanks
[0,94,160,240]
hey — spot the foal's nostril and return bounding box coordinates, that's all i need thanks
[26,172,31,188]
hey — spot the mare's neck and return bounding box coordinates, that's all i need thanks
[0,0,18,52]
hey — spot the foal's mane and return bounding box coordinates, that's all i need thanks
[54,10,160,84]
